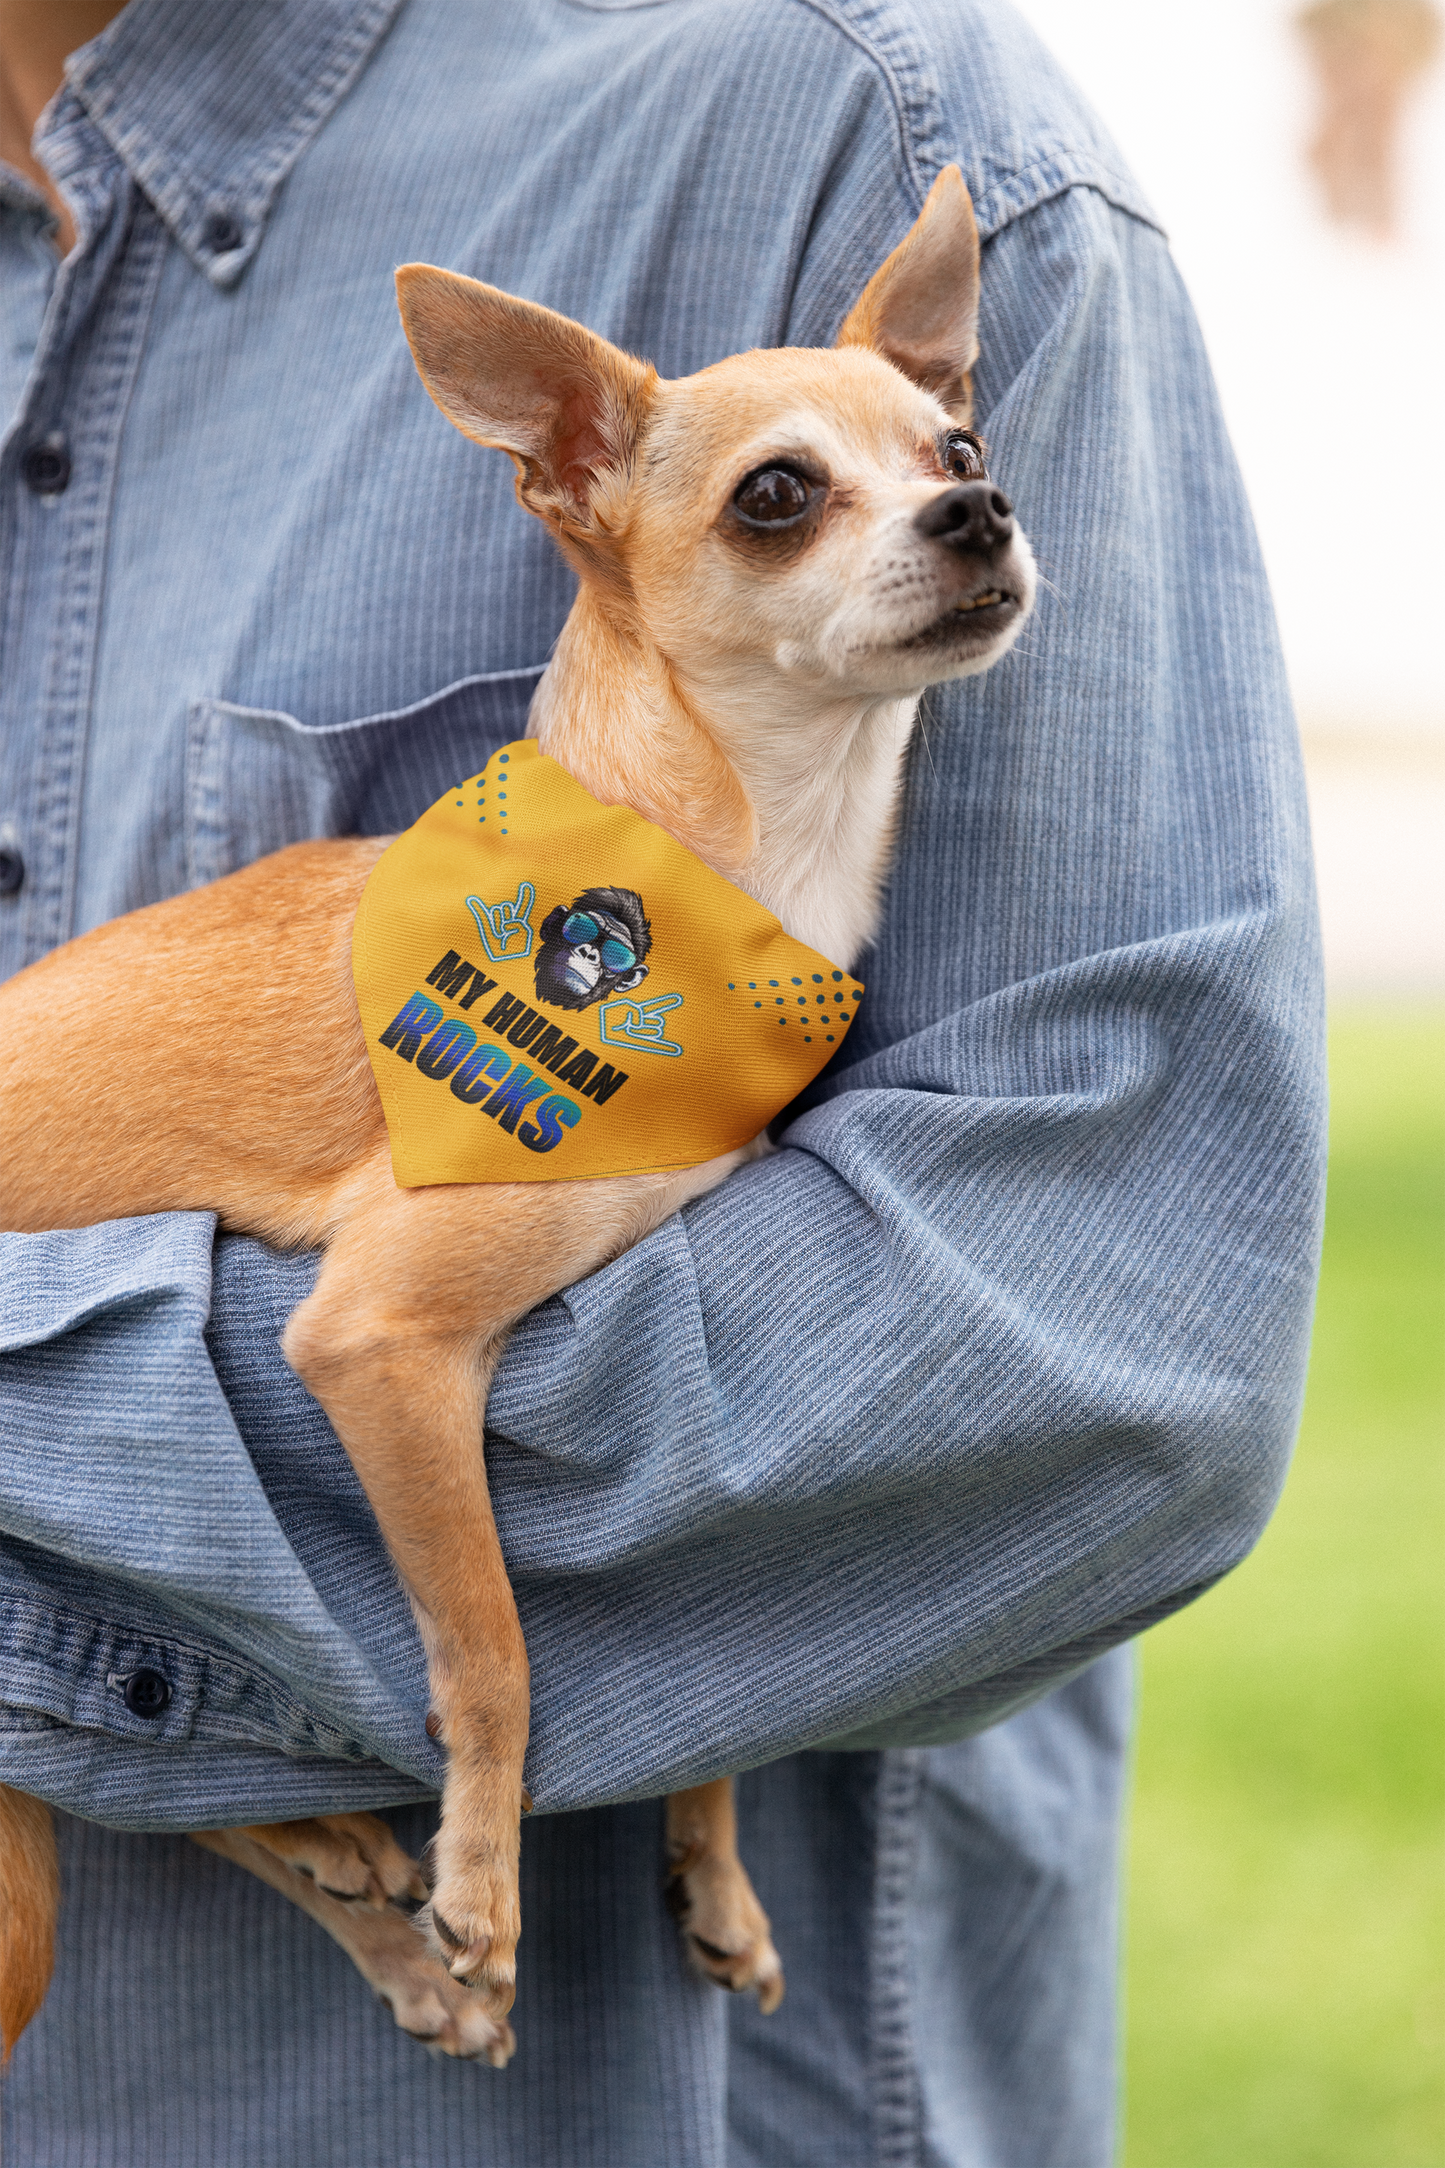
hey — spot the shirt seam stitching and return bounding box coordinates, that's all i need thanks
[782,0,1165,238]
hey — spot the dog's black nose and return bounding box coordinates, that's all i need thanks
[915,481,1014,556]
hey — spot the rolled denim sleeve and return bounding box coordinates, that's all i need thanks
[0,178,1324,1827]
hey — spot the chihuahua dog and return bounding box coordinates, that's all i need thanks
[0,166,1034,2066]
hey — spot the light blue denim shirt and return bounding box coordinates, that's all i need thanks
[0,0,1324,1835]
[0,2,1324,2159]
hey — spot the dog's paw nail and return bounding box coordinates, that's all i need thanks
[431,1908,466,1955]
[689,1934,733,1964]
[446,1933,491,1983]
[520,1787,533,1813]
[484,2020,517,2068]
[664,1887,691,1926]
[425,1709,442,1740]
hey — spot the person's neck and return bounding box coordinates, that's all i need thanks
[0,1,128,253]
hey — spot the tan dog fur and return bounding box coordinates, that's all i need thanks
[0,166,1034,2063]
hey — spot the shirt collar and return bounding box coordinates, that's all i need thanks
[50,0,407,289]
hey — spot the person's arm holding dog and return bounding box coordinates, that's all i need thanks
[0,0,1323,2156]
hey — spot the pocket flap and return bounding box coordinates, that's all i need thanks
[186,667,546,885]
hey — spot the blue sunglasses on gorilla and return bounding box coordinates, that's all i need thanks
[562,910,637,974]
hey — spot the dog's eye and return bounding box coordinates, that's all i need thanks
[942,432,985,481]
[733,466,812,526]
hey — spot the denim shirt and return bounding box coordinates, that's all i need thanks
[0,0,1325,1831]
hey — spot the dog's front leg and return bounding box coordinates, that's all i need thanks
[284,1256,529,2013]
[283,1145,754,2017]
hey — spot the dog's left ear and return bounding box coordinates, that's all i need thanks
[836,165,980,422]
[396,266,656,532]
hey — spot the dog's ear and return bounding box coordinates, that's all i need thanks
[396,267,656,532]
[835,165,980,423]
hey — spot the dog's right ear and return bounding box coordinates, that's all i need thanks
[396,267,656,535]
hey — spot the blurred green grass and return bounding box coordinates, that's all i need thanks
[1123,1008,1445,2168]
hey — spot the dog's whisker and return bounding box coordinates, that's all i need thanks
[916,693,940,782]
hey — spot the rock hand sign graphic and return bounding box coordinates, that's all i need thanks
[465,881,537,964]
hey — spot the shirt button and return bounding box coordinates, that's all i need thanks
[23,441,70,495]
[122,1668,172,1718]
[202,211,244,254]
[0,848,22,896]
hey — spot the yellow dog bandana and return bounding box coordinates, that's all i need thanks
[352,741,865,1185]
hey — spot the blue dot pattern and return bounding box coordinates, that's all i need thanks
[730,968,864,1039]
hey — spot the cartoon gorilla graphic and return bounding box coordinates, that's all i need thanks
[533,886,652,1011]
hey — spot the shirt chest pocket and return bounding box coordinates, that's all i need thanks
[184,668,546,886]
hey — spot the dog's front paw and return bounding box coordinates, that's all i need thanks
[423,1842,522,2016]
[666,1848,785,2013]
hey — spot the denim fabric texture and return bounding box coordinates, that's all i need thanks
[0,0,1324,2160]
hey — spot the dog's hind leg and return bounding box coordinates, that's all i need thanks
[0,1786,59,2062]
[666,1779,784,2011]
[205,1812,428,1910]
[192,1825,513,2064]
